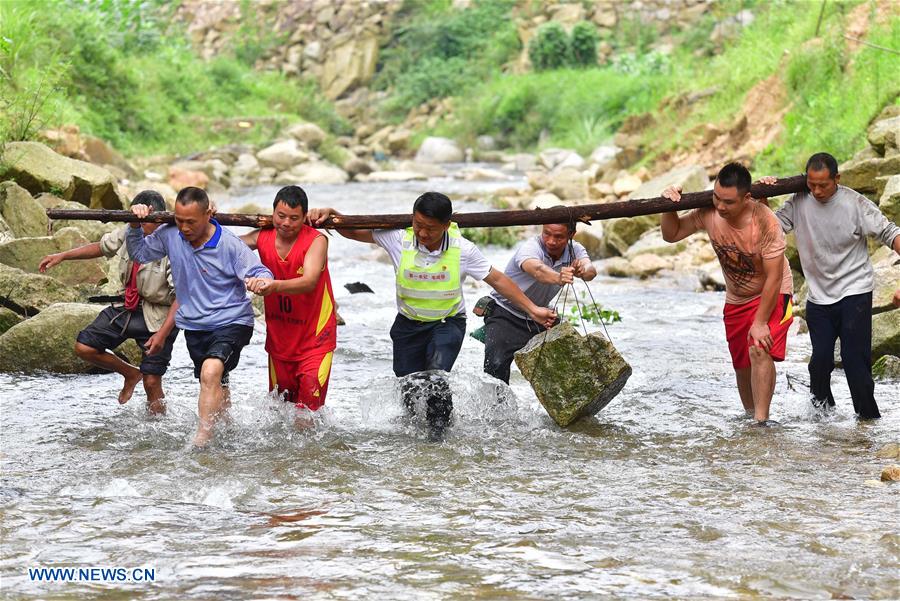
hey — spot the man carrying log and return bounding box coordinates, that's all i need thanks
[39,190,179,415]
[482,222,597,384]
[758,152,900,419]
[307,192,556,439]
[127,186,274,447]
[239,186,337,418]
[662,163,794,426]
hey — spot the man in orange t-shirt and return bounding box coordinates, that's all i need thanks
[661,163,793,426]
[242,186,337,412]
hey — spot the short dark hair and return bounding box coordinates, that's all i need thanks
[175,186,209,211]
[413,192,453,223]
[131,190,166,213]
[273,185,308,212]
[805,152,839,178]
[715,162,752,196]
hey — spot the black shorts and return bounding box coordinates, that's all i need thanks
[76,305,179,376]
[184,324,254,384]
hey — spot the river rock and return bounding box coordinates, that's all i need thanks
[0,263,81,314]
[0,181,48,239]
[0,307,22,335]
[879,174,900,224]
[257,139,309,170]
[602,257,633,277]
[573,221,606,259]
[287,122,326,149]
[872,355,900,380]
[0,303,141,374]
[514,321,632,427]
[871,247,900,314]
[875,442,900,459]
[415,137,464,163]
[528,192,563,211]
[629,253,669,278]
[840,157,881,193]
[880,465,900,482]
[602,216,657,256]
[624,229,688,259]
[361,171,427,183]
[287,162,349,184]
[538,148,584,171]
[168,166,209,190]
[549,167,589,201]
[612,174,642,196]
[1,141,124,209]
[589,145,621,172]
[872,309,900,360]
[868,116,900,155]
[0,227,107,286]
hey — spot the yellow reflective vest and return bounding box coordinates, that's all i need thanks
[396,223,462,321]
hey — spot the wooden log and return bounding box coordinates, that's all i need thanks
[47,175,808,229]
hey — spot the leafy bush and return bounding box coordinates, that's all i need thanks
[570,22,599,68]
[528,22,570,71]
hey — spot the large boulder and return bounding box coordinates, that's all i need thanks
[872,246,900,314]
[1,141,124,209]
[0,263,81,314]
[573,221,607,259]
[286,122,326,149]
[872,355,900,380]
[879,174,900,224]
[0,227,107,286]
[868,116,900,155]
[0,181,48,238]
[0,307,22,335]
[0,303,141,374]
[515,321,632,427]
[415,137,464,164]
[256,139,309,170]
[601,216,658,256]
[872,309,900,360]
[538,148,584,171]
[286,162,349,184]
[321,33,379,99]
[548,167,589,201]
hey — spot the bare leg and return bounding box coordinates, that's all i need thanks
[142,374,166,415]
[749,346,776,421]
[734,367,754,416]
[75,342,142,404]
[194,358,226,447]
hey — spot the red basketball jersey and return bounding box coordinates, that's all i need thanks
[257,226,337,360]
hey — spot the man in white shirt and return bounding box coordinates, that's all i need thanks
[308,192,555,438]
[760,153,900,419]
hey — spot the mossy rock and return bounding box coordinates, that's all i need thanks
[1,141,124,209]
[0,303,141,374]
[0,307,22,334]
[872,309,900,360]
[0,263,81,314]
[38,194,119,241]
[515,321,631,427]
[0,181,48,238]
[0,227,107,286]
[872,355,900,380]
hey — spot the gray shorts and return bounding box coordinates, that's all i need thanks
[76,305,179,376]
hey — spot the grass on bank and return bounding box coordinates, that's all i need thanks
[0,0,350,157]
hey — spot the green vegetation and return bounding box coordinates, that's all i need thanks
[565,293,622,327]
[442,0,899,173]
[570,22,600,68]
[461,226,523,248]
[374,0,520,115]
[0,0,348,156]
[529,22,571,71]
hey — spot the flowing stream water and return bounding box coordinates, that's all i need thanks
[1,173,898,599]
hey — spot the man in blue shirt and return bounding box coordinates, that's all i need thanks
[127,186,273,447]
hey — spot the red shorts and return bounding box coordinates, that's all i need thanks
[268,351,333,411]
[723,294,793,370]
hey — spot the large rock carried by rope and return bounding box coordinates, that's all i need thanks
[514,321,631,427]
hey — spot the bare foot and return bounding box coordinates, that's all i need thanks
[118,370,143,404]
[192,422,214,448]
[147,398,167,416]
